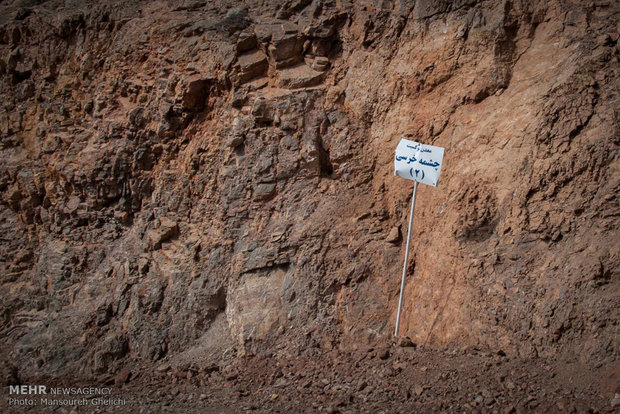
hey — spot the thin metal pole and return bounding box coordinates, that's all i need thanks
[395,180,418,337]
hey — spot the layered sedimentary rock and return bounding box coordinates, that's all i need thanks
[0,0,617,382]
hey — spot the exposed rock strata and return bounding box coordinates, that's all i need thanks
[0,0,617,388]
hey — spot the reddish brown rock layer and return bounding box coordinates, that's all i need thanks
[0,0,617,398]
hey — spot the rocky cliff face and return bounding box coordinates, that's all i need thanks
[0,0,618,384]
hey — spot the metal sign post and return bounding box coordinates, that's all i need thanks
[393,138,445,337]
[394,180,418,337]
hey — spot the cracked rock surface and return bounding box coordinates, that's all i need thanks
[0,0,618,411]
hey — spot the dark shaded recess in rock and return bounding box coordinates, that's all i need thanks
[210,7,251,35]
[182,78,212,112]
[277,0,313,20]
[315,134,333,178]
[57,14,86,40]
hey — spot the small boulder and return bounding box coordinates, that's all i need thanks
[397,336,416,348]
[128,107,146,127]
[312,56,330,72]
[251,97,274,122]
[237,50,268,83]
[148,218,178,250]
[278,64,325,89]
[270,21,303,64]
[236,30,257,52]
[386,226,401,243]
[227,117,247,147]
[231,87,248,108]
[255,183,276,200]
[180,75,211,112]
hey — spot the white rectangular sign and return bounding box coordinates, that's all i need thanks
[394,138,444,187]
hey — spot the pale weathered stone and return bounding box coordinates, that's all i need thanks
[278,64,325,89]
[386,226,400,243]
[312,56,330,72]
[237,49,268,83]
